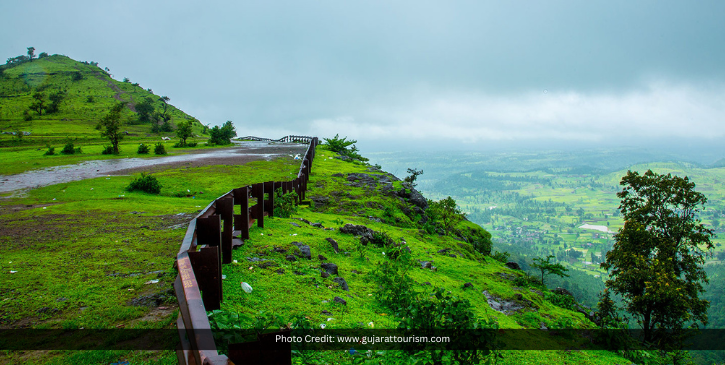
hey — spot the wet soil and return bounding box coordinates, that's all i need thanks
[0,142,308,193]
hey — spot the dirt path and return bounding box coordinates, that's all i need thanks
[92,70,136,112]
[0,142,308,193]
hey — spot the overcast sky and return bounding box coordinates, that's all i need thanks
[2,1,724,153]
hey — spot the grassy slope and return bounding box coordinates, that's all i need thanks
[212,147,629,364]
[0,55,213,175]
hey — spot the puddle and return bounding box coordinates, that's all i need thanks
[0,142,308,193]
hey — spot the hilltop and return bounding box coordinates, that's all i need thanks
[0,51,205,146]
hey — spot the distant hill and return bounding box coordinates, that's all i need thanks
[0,51,205,145]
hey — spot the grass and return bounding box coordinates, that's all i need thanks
[0,155,302,364]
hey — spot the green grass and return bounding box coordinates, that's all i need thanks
[0,155,302,364]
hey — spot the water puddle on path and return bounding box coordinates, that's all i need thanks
[0,142,308,193]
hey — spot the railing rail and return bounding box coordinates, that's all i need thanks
[175,137,318,365]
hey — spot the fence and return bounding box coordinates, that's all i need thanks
[174,136,318,365]
[236,135,314,143]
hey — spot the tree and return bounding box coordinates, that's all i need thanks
[46,90,66,114]
[322,134,368,162]
[601,170,714,346]
[531,255,569,286]
[176,120,193,146]
[404,168,424,187]
[27,47,35,61]
[428,196,465,234]
[29,92,45,115]
[135,97,154,123]
[209,121,236,145]
[96,102,125,154]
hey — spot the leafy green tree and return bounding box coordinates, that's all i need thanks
[175,120,193,146]
[29,92,46,115]
[135,97,154,123]
[46,90,66,114]
[428,196,465,234]
[38,52,48,59]
[27,47,35,61]
[96,102,125,154]
[531,255,569,286]
[601,170,714,346]
[322,134,368,162]
[209,121,236,145]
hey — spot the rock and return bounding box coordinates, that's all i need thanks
[505,262,521,270]
[333,277,349,291]
[294,271,304,275]
[311,222,323,228]
[420,261,432,269]
[298,218,312,225]
[321,272,330,278]
[422,282,431,286]
[258,261,278,268]
[463,282,474,289]
[539,322,548,330]
[310,196,329,207]
[481,291,525,314]
[285,255,297,262]
[294,245,312,259]
[430,266,438,272]
[276,269,285,275]
[333,296,347,305]
[340,224,375,245]
[449,254,457,258]
[331,173,344,178]
[272,246,287,253]
[496,272,516,281]
[326,238,340,253]
[437,248,451,254]
[553,287,574,297]
[318,254,328,261]
[127,293,169,307]
[321,263,339,275]
[246,257,267,262]
[321,310,332,315]
[290,222,301,227]
[351,270,359,274]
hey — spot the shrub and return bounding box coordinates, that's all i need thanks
[187,142,197,147]
[61,142,76,155]
[154,142,166,155]
[369,230,394,247]
[101,145,114,155]
[137,144,150,154]
[322,134,368,162]
[544,291,578,311]
[126,173,161,194]
[86,95,94,103]
[273,188,297,218]
[491,250,510,263]
[44,145,55,156]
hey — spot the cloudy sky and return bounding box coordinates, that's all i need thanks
[2,1,724,152]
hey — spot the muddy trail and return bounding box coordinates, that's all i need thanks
[0,142,308,193]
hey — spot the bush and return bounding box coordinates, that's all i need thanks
[137,144,150,154]
[86,95,94,103]
[273,188,298,218]
[154,142,166,155]
[61,142,76,155]
[126,173,161,194]
[101,145,114,155]
[322,134,368,162]
[187,142,197,147]
[369,230,394,247]
[491,250,510,263]
[44,145,55,156]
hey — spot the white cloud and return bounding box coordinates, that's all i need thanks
[303,81,725,145]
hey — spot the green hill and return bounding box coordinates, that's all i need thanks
[0,52,204,146]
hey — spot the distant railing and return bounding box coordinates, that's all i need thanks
[237,135,314,143]
[174,137,318,365]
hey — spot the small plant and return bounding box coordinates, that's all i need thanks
[43,144,55,156]
[126,173,161,194]
[273,188,298,218]
[544,291,578,310]
[137,144,150,154]
[101,145,114,155]
[404,168,423,187]
[154,142,166,155]
[86,95,94,103]
[491,250,510,263]
[60,142,79,155]
[369,230,394,247]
